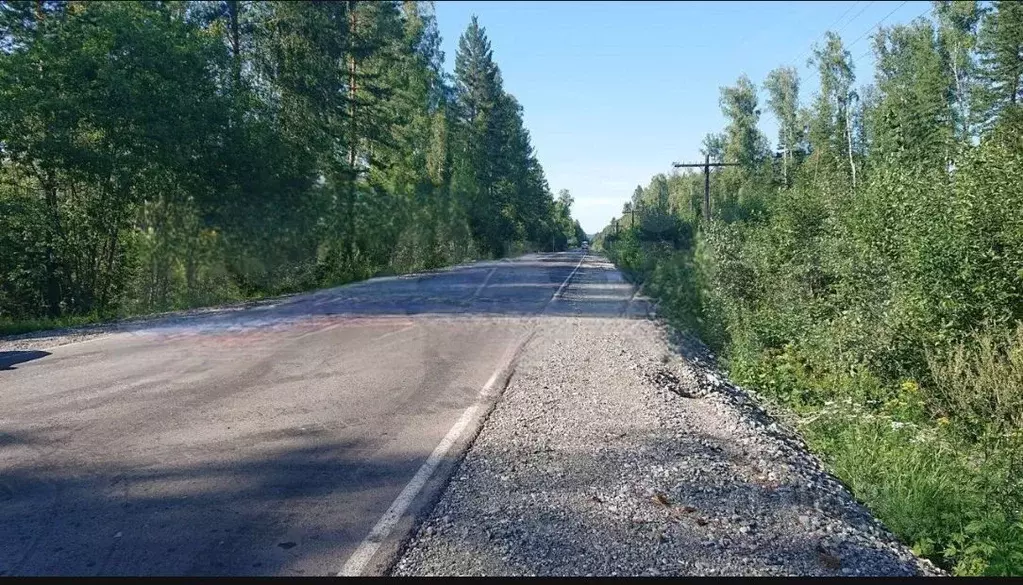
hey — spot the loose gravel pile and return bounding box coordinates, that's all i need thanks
[392,316,944,576]
[0,327,112,352]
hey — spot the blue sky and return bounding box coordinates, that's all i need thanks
[433,0,933,234]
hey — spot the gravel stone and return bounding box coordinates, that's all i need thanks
[392,315,945,577]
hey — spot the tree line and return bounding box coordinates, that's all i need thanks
[597,0,1022,575]
[0,1,583,325]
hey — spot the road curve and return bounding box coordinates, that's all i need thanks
[0,251,646,576]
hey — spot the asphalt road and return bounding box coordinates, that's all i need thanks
[0,251,647,576]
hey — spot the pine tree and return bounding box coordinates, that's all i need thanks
[453,16,511,256]
[0,2,575,321]
[974,0,1023,134]
[870,19,956,167]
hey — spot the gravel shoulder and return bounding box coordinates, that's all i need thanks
[392,315,945,577]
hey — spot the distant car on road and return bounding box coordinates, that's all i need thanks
[581,240,589,251]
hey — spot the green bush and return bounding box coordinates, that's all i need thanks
[927,324,1023,462]
[607,136,1023,575]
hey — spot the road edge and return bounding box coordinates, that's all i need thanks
[339,328,537,576]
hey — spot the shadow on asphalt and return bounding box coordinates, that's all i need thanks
[0,253,674,576]
[0,351,50,371]
[0,436,428,576]
[0,413,914,577]
[102,255,652,339]
[1,255,647,346]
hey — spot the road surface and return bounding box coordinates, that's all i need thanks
[0,251,646,576]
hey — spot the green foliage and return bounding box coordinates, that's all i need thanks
[0,313,105,337]
[973,0,1023,133]
[764,66,805,185]
[0,1,574,330]
[934,0,981,141]
[870,17,957,166]
[927,324,1023,450]
[720,74,771,169]
[598,3,1023,574]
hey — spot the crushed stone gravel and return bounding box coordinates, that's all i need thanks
[392,315,945,577]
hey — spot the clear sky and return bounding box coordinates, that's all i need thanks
[433,0,933,234]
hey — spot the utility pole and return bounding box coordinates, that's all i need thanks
[672,154,740,221]
[624,200,642,229]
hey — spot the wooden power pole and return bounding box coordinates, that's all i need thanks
[624,200,642,229]
[672,154,740,221]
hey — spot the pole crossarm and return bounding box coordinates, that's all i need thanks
[670,155,740,221]
[672,161,741,168]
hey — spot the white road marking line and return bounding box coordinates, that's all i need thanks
[469,266,498,301]
[293,321,346,341]
[339,253,575,576]
[369,327,426,353]
[549,253,587,303]
[371,323,416,342]
[337,339,522,577]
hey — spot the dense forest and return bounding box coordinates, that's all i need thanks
[0,1,585,330]
[596,0,1022,576]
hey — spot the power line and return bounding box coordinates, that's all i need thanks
[839,1,877,36]
[799,0,927,95]
[795,1,876,68]
[828,1,863,34]
[735,1,824,53]
[847,0,911,51]
[672,156,741,222]
[788,1,858,67]
[851,4,934,71]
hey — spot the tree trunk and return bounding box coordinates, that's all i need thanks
[228,0,241,90]
[42,178,62,317]
[845,101,857,190]
[951,41,970,140]
[783,151,789,188]
[97,225,119,312]
[345,0,359,270]
[784,125,793,188]
[185,247,197,303]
